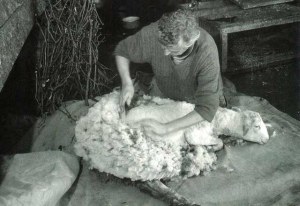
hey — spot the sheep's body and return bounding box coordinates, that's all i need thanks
[126,97,195,124]
[74,91,269,181]
[126,97,269,146]
[125,98,195,146]
[74,91,216,181]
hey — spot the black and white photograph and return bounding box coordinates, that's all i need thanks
[0,0,299,205]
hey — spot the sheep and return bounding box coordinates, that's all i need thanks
[74,91,217,181]
[74,91,269,181]
[126,96,269,146]
[125,96,195,146]
[74,91,182,181]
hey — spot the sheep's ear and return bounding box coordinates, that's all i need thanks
[242,112,251,136]
[243,124,249,136]
[231,107,241,112]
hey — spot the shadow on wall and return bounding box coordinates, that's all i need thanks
[0,26,39,115]
[0,25,39,154]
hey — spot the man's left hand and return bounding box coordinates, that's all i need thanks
[139,119,169,138]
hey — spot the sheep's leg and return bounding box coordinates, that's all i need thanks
[95,171,199,205]
[136,180,200,206]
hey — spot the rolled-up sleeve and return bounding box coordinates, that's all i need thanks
[114,25,154,63]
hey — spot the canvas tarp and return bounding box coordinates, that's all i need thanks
[7,90,300,206]
[0,151,79,206]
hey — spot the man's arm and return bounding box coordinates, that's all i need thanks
[140,110,204,138]
[114,24,155,107]
[141,32,220,137]
[116,55,134,107]
[192,30,221,122]
[166,110,204,133]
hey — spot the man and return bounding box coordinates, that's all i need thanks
[114,9,225,138]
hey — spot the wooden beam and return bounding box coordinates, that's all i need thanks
[136,180,201,206]
[229,0,294,10]
[227,51,297,73]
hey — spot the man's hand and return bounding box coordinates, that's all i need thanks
[116,55,134,110]
[120,83,134,109]
[139,119,169,138]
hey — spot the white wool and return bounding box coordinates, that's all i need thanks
[182,146,217,177]
[75,91,185,181]
[74,91,269,181]
[74,91,216,181]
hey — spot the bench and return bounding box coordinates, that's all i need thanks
[196,3,300,72]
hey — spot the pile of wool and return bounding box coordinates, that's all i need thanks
[74,91,217,181]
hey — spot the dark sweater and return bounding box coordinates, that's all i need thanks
[114,22,221,122]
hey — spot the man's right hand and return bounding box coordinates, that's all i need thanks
[115,55,134,111]
[120,83,134,109]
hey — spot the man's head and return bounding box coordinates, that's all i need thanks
[158,9,200,57]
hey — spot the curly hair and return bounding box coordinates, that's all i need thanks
[158,9,199,47]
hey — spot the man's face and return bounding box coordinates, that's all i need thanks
[162,38,193,57]
[161,33,200,58]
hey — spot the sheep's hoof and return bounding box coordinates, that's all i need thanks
[210,140,224,152]
[219,95,227,108]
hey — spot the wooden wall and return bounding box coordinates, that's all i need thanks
[0,0,38,91]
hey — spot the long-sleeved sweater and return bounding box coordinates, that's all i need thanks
[114,22,222,122]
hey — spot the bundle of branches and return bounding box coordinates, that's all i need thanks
[35,0,113,115]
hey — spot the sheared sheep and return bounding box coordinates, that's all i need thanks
[126,96,269,146]
[74,91,269,181]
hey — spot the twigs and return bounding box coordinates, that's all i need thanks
[35,0,112,115]
[85,19,93,106]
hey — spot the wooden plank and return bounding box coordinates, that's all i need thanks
[0,0,46,92]
[229,0,294,9]
[222,15,300,33]
[89,172,200,206]
[221,5,300,33]
[202,4,300,33]
[194,5,240,18]
[188,0,240,18]
[182,0,236,10]
[136,180,200,206]
[226,47,300,73]
[227,50,297,73]
[0,0,23,27]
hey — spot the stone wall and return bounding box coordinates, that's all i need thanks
[0,0,35,91]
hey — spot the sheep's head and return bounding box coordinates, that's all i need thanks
[241,111,269,144]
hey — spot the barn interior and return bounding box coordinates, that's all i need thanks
[0,0,299,205]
